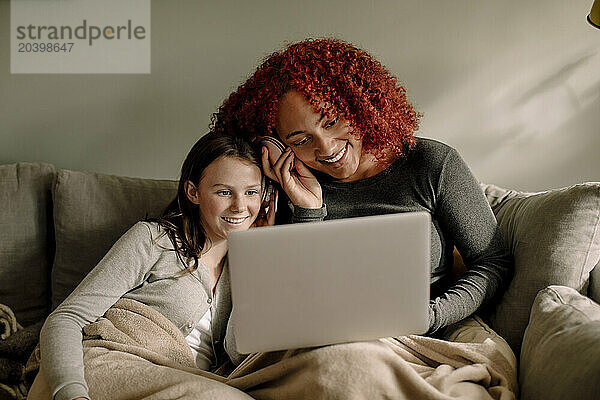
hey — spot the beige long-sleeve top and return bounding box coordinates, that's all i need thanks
[40,222,236,400]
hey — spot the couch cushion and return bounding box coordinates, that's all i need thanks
[480,183,600,354]
[51,169,177,309]
[0,163,55,326]
[520,285,600,400]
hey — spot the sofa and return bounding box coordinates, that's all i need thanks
[0,162,599,399]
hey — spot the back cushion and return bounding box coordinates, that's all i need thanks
[0,163,55,326]
[51,169,177,309]
[480,183,600,354]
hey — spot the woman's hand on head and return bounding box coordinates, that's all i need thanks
[261,146,322,209]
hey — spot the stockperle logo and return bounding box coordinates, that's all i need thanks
[11,0,150,74]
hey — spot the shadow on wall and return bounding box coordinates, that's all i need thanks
[482,85,600,190]
[514,53,598,108]
[433,47,600,191]
[479,49,598,156]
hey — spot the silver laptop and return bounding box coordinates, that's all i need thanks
[227,211,431,353]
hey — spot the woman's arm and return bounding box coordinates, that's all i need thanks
[40,222,160,400]
[428,148,513,333]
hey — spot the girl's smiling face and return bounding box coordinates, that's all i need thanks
[186,155,262,243]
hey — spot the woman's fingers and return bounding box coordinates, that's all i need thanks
[272,148,293,185]
[263,147,322,209]
[279,150,295,186]
[261,147,278,181]
[293,156,314,178]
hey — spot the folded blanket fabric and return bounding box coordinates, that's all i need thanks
[82,298,201,371]
[0,304,22,341]
[0,358,23,383]
[0,382,27,400]
[0,321,43,362]
[0,304,43,400]
[227,334,516,400]
[29,298,517,400]
[0,320,44,386]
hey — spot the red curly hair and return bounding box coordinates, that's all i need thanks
[212,38,421,159]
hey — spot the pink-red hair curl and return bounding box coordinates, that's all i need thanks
[211,38,421,159]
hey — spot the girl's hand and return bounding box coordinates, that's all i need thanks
[252,189,278,227]
[261,146,322,209]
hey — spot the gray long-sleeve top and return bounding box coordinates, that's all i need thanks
[286,137,513,333]
[40,222,234,400]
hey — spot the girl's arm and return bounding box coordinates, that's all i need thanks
[40,222,160,400]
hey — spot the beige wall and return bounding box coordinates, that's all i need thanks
[1,0,598,191]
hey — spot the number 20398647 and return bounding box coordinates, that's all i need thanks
[17,42,74,52]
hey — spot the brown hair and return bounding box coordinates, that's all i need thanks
[150,132,261,273]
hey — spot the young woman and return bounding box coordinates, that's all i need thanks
[37,132,274,400]
[212,38,513,338]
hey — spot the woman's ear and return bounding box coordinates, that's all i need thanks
[184,181,202,205]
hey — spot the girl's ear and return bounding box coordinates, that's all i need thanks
[184,181,202,205]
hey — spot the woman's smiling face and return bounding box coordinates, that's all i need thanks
[275,90,371,182]
[188,155,262,243]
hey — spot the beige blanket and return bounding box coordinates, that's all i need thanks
[29,298,517,400]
